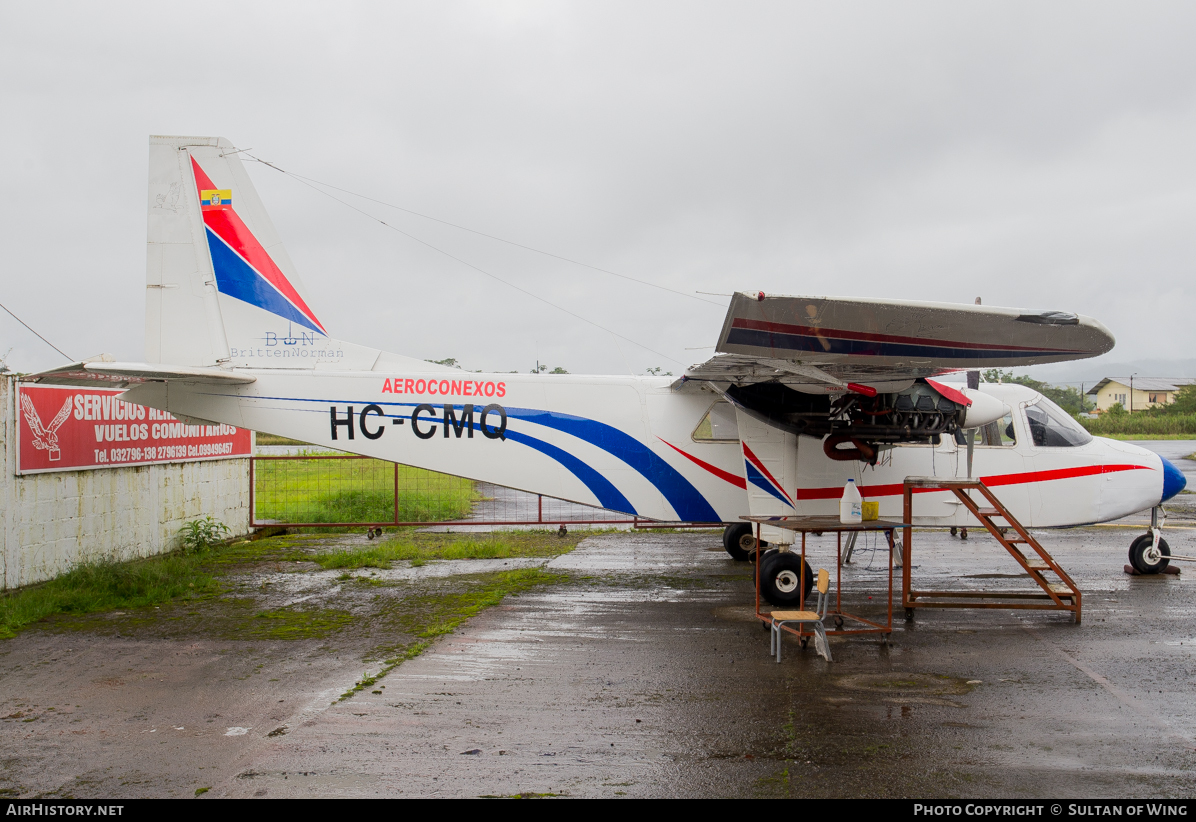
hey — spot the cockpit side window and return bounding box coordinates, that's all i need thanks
[1024,398,1093,447]
[954,412,1017,447]
[692,401,739,442]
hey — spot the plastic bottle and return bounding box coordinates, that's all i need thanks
[839,478,863,524]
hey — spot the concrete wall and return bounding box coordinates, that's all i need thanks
[1,375,250,590]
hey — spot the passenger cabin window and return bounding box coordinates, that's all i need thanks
[1024,398,1092,447]
[692,401,739,441]
[954,412,1017,447]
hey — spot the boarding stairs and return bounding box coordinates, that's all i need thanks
[901,478,1082,624]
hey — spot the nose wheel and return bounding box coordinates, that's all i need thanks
[1129,533,1171,574]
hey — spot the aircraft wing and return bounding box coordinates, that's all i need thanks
[684,292,1114,388]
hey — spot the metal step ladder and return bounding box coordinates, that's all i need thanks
[901,477,1081,624]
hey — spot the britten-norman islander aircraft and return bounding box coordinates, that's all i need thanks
[28,136,1188,605]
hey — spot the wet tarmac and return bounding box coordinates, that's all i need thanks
[1132,441,1196,487]
[2,521,1196,798]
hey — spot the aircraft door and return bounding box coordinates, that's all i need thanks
[1021,396,1103,527]
[733,407,798,545]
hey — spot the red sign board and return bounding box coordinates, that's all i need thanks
[17,384,251,475]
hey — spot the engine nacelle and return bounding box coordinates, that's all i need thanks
[727,378,1006,463]
[958,388,1010,429]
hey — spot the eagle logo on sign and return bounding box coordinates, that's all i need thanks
[21,394,72,461]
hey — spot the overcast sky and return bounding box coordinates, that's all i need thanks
[2,2,1194,380]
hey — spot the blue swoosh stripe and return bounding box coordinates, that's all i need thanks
[505,407,720,522]
[237,395,713,521]
[745,462,794,508]
[499,428,636,515]
[206,227,323,335]
[384,406,635,515]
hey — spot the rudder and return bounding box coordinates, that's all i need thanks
[145,135,366,369]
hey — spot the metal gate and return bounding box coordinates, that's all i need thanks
[249,454,713,529]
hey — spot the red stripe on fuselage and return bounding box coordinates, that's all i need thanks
[659,439,746,489]
[793,463,1153,500]
[191,158,327,334]
[730,317,1079,354]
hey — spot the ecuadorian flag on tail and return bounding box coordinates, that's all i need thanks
[190,158,327,335]
[200,189,233,209]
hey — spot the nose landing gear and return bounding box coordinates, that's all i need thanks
[1126,507,1193,575]
[1128,533,1171,575]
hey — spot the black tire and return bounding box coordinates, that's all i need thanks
[761,552,815,607]
[1129,533,1170,575]
[757,548,780,576]
[722,523,766,562]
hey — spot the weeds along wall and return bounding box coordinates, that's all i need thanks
[1,376,250,590]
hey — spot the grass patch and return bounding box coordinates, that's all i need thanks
[1093,434,1196,442]
[309,531,583,570]
[236,606,357,640]
[1082,414,1196,438]
[254,433,307,446]
[313,538,535,569]
[254,459,478,524]
[338,568,564,701]
[0,556,218,639]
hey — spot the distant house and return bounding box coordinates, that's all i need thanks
[1086,377,1196,413]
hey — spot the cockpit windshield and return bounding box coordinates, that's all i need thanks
[1024,397,1092,447]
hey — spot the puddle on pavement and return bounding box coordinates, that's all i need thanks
[8,525,1196,798]
[834,672,977,696]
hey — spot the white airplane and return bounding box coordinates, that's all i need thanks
[28,136,1188,605]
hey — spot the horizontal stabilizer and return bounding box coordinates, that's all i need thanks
[23,360,257,388]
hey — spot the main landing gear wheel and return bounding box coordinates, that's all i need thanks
[1129,533,1170,575]
[760,552,815,607]
[722,523,767,562]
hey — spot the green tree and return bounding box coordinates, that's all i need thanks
[530,363,569,374]
[1149,383,1196,415]
[980,369,1091,414]
[426,357,461,369]
[645,367,674,376]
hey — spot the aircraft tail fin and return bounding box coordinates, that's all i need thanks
[146,135,378,370]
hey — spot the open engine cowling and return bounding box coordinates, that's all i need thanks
[726,379,1008,464]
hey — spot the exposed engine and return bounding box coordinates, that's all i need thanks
[726,379,968,464]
